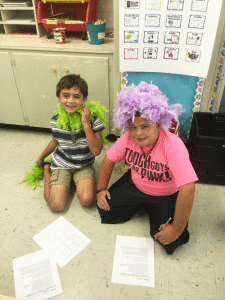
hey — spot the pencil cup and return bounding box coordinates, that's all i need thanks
[86,22,106,45]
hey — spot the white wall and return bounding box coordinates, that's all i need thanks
[96,0,114,33]
[200,1,225,112]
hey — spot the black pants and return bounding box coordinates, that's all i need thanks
[98,170,189,255]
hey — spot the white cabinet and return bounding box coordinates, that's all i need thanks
[0,51,25,125]
[1,50,110,133]
[13,52,61,128]
[59,55,110,111]
[0,0,44,37]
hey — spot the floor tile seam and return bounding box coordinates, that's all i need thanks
[167,287,217,300]
[211,251,220,300]
[77,270,113,282]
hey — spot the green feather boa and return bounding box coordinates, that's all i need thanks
[55,101,108,145]
[19,158,51,189]
[20,101,108,188]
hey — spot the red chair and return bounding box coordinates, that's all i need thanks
[168,118,180,136]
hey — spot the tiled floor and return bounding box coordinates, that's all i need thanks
[1,128,225,300]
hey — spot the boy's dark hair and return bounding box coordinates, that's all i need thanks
[56,74,88,98]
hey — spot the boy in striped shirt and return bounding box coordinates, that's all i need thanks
[37,74,105,211]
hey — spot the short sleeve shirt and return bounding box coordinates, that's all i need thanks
[107,130,198,196]
[51,115,105,169]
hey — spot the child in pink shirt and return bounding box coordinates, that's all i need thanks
[97,82,198,255]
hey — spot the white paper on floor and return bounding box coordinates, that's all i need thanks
[13,250,63,300]
[33,216,91,268]
[111,235,155,287]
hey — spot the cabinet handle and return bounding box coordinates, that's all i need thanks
[51,66,56,72]
[64,67,69,72]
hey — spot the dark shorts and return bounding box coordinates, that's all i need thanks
[97,170,189,255]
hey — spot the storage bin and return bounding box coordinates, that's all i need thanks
[37,0,97,37]
[188,112,225,184]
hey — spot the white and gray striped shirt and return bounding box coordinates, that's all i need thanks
[50,115,105,169]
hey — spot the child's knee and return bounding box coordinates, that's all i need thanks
[78,194,93,206]
[50,202,65,212]
[47,196,66,212]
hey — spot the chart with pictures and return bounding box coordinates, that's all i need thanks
[120,0,223,77]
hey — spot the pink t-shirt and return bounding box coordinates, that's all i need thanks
[107,130,198,196]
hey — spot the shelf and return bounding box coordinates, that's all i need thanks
[0,0,45,37]
[2,21,36,24]
[41,0,91,3]
[0,7,34,10]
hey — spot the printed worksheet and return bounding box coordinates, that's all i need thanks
[111,236,155,287]
[13,250,62,300]
[33,217,91,268]
[124,14,140,27]
[188,15,206,29]
[125,0,140,9]
[191,0,208,11]
[165,15,182,28]
[145,14,161,27]
[144,31,159,44]
[167,0,184,11]
[186,32,203,46]
[145,0,161,10]
[124,48,139,59]
[143,47,158,59]
[124,30,139,43]
[164,31,180,44]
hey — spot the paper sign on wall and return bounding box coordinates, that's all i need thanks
[119,0,223,77]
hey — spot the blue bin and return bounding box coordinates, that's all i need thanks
[86,21,105,45]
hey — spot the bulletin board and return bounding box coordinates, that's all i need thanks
[121,71,205,139]
[119,0,223,78]
[209,38,225,112]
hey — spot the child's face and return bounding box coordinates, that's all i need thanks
[128,117,160,147]
[58,87,87,114]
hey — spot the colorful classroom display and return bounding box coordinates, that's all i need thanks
[119,0,223,78]
[208,39,225,112]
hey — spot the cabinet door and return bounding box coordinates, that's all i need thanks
[13,52,60,128]
[0,51,25,125]
[60,55,109,133]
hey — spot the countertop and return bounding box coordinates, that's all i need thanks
[0,35,114,54]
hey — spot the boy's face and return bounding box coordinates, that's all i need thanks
[58,87,87,114]
[128,116,160,147]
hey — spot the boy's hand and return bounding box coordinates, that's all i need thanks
[36,159,44,168]
[81,106,91,125]
[154,224,180,245]
[97,190,111,211]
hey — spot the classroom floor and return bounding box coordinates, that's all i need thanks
[1,128,225,300]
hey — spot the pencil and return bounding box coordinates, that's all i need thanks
[160,217,172,231]
[154,217,172,240]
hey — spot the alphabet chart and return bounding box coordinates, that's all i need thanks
[120,0,223,77]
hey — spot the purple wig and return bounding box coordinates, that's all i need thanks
[113,81,184,133]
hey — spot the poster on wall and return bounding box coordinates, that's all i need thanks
[120,0,223,77]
